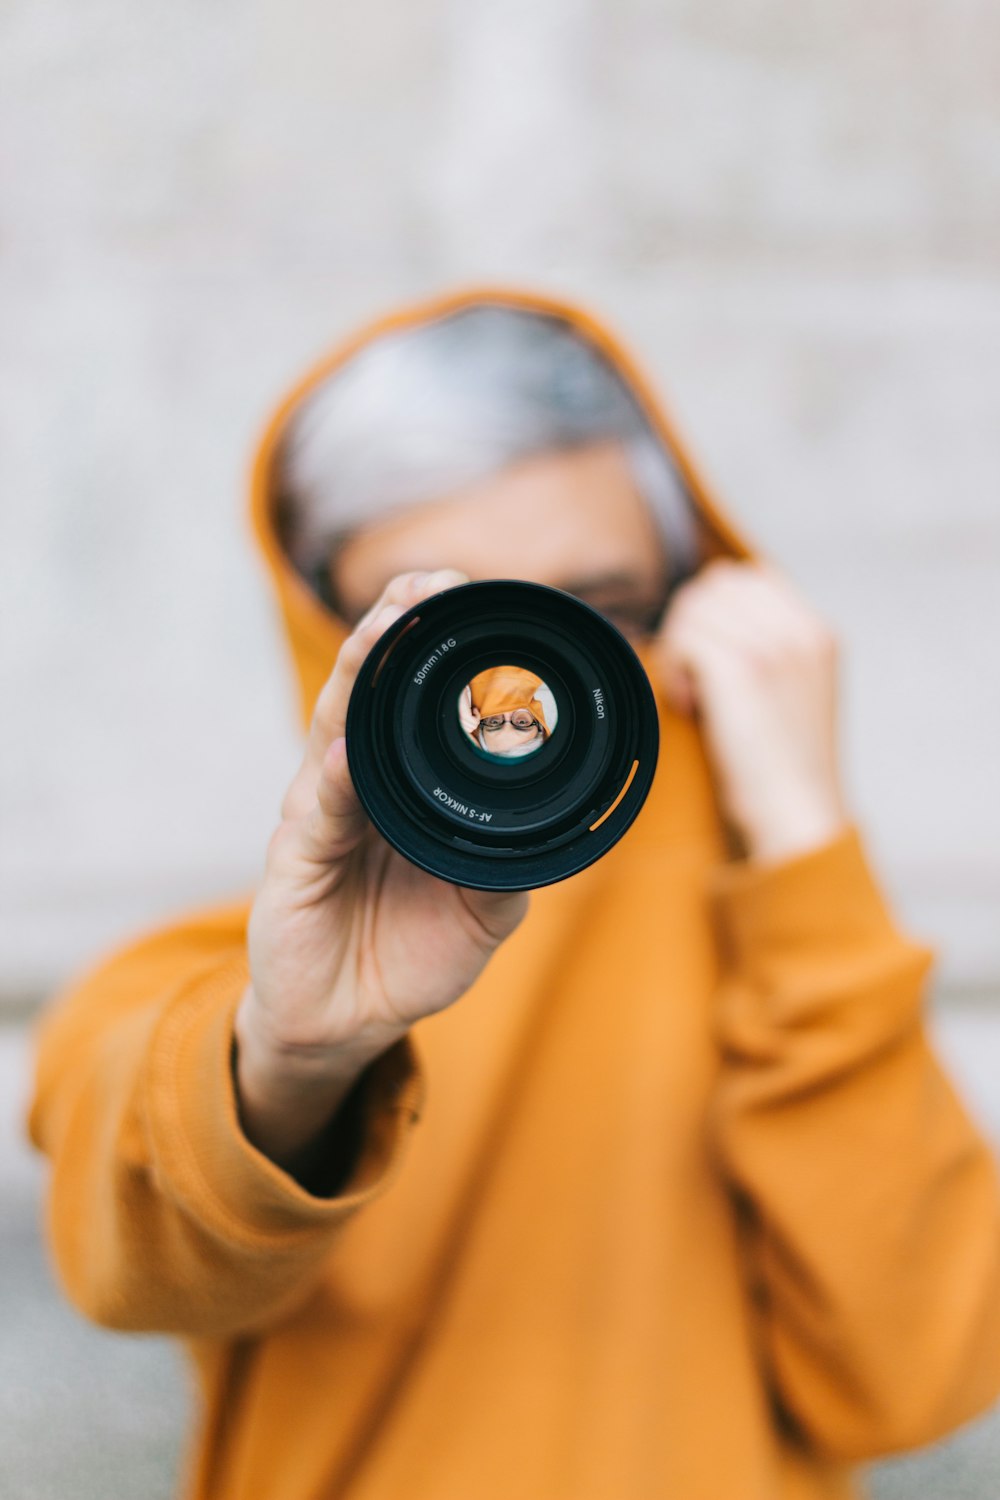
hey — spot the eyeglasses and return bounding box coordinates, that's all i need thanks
[479,710,541,734]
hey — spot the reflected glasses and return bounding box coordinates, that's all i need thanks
[480,710,541,734]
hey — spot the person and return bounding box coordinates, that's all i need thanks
[27,286,1000,1500]
[458,665,554,758]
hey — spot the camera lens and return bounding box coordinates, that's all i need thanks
[345,580,660,891]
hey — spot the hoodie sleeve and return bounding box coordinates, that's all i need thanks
[705,823,1000,1462]
[26,907,423,1339]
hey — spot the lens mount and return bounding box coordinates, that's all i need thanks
[345,580,659,891]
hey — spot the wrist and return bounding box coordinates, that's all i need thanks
[235,983,403,1079]
[740,788,850,866]
[233,986,400,1170]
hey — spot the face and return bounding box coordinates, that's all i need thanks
[328,439,672,641]
[479,712,542,756]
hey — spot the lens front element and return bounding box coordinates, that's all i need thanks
[346,580,659,891]
[457,665,559,762]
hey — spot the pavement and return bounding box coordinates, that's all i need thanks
[2,1009,998,1500]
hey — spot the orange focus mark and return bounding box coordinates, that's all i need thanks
[589,759,639,832]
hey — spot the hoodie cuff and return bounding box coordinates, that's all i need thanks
[707,823,898,958]
[705,822,936,1035]
[143,954,424,1249]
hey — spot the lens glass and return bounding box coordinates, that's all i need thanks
[347,580,659,891]
[457,664,559,762]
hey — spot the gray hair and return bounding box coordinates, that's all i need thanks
[276,305,702,596]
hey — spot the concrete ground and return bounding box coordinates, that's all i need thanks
[2,1009,998,1500]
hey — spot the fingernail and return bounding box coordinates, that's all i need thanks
[410,571,430,587]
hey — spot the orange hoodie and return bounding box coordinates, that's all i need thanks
[28,286,1000,1500]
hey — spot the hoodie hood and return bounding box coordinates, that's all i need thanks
[248,284,758,739]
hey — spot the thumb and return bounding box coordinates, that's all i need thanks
[457,886,531,947]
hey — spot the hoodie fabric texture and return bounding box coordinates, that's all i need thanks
[28,287,1000,1500]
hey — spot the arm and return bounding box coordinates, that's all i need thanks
[656,557,1000,1457]
[706,825,1000,1459]
[29,568,527,1340]
[27,908,421,1339]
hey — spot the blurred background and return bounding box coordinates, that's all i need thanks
[1,2,998,1496]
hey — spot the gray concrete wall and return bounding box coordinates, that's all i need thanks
[2,0,999,1000]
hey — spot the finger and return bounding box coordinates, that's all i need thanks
[657,610,746,714]
[282,600,407,819]
[297,736,368,867]
[285,568,469,817]
[353,567,462,633]
[660,573,754,667]
[750,560,838,652]
[658,657,697,716]
[695,559,829,652]
[317,567,467,748]
[457,885,531,946]
[664,560,807,662]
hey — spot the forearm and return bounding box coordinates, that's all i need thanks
[708,825,1000,1456]
[30,928,423,1337]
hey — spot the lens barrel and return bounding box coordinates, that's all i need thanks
[345,580,660,891]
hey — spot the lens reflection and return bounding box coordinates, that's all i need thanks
[457,665,558,760]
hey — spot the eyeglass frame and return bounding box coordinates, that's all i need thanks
[478,710,544,735]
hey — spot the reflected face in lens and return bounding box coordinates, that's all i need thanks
[458,666,557,760]
[480,712,542,755]
[328,441,674,641]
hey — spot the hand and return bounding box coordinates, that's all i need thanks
[458,683,481,738]
[653,558,850,864]
[235,568,530,1168]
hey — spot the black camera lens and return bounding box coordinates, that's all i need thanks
[345,580,660,891]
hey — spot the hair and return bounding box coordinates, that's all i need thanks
[275,304,703,609]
